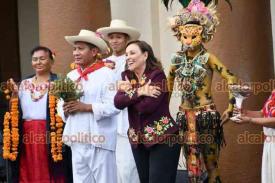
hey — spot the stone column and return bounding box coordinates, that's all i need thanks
[207,0,274,182]
[38,0,111,74]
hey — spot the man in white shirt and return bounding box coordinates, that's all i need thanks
[97,19,141,183]
[58,29,119,183]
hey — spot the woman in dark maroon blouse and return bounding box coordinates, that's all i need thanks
[114,40,180,183]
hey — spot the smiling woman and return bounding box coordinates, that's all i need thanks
[114,40,180,183]
[5,46,73,183]
[31,47,54,75]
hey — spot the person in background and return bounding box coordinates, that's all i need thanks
[97,19,140,183]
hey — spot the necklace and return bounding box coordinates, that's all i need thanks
[30,76,49,102]
[174,49,209,101]
[130,74,147,86]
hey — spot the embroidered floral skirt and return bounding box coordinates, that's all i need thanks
[176,104,224,183]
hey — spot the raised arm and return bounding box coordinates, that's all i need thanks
[114,89,141,110]
[114,73,141,110]
[133,71,167,114]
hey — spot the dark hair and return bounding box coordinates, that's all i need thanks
[126,40,163,71]
[30,46,54,60]
[107,32,129,40]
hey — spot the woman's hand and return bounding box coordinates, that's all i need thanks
[235,116,251,124]
[117,76,132,92]
[7,78,19,97]
[137,80,161,98]
[63,101,92,114]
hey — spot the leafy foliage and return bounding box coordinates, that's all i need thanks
[50,76,83,102]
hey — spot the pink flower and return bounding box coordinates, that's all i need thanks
[145,127,154,134]
[187,0,208,15]
[162,117,169,124]
[95,32,104,39]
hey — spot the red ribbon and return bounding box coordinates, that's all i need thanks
[76,60,105,82]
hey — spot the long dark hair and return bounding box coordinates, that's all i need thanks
[126,40,163,72]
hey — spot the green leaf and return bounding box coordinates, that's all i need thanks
[180,0,191,7]
[51,76,83,102]
[201,0,212,6]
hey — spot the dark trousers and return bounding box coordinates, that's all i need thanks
[132,143,181,183]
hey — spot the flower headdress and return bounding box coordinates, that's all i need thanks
[165,0,231,43]
[169,0,220,42]
[162,0,232,10]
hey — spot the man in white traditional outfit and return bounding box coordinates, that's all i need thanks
[97,19,140,183]
[57,29,119,183]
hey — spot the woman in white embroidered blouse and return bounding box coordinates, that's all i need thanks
[7,46,72,183]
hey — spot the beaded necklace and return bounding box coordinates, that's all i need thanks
[30,76,49,102]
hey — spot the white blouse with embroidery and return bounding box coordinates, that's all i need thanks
[19,78,48,120]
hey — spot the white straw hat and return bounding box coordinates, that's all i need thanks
[65,29,109,53]
[97,19,140,41]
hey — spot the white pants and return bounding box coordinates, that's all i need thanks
[71,143,117,183]
[116,134,140,183]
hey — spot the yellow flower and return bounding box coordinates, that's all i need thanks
[157,124,163,131]
[3,99,19,161]
[130,79,137,85]
[70,62,77,70]
[49,95,63,162]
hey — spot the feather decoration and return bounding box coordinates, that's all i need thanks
[162,0,232,10]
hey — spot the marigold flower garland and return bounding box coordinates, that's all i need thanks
[49,94,64,162]
[3,97,19,161]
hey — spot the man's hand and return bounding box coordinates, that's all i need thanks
[63,101,92,114]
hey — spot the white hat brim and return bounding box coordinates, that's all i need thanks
[97,27,140,41]
[65,35,109,53]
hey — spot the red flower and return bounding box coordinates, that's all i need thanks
[162,117,169,124]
